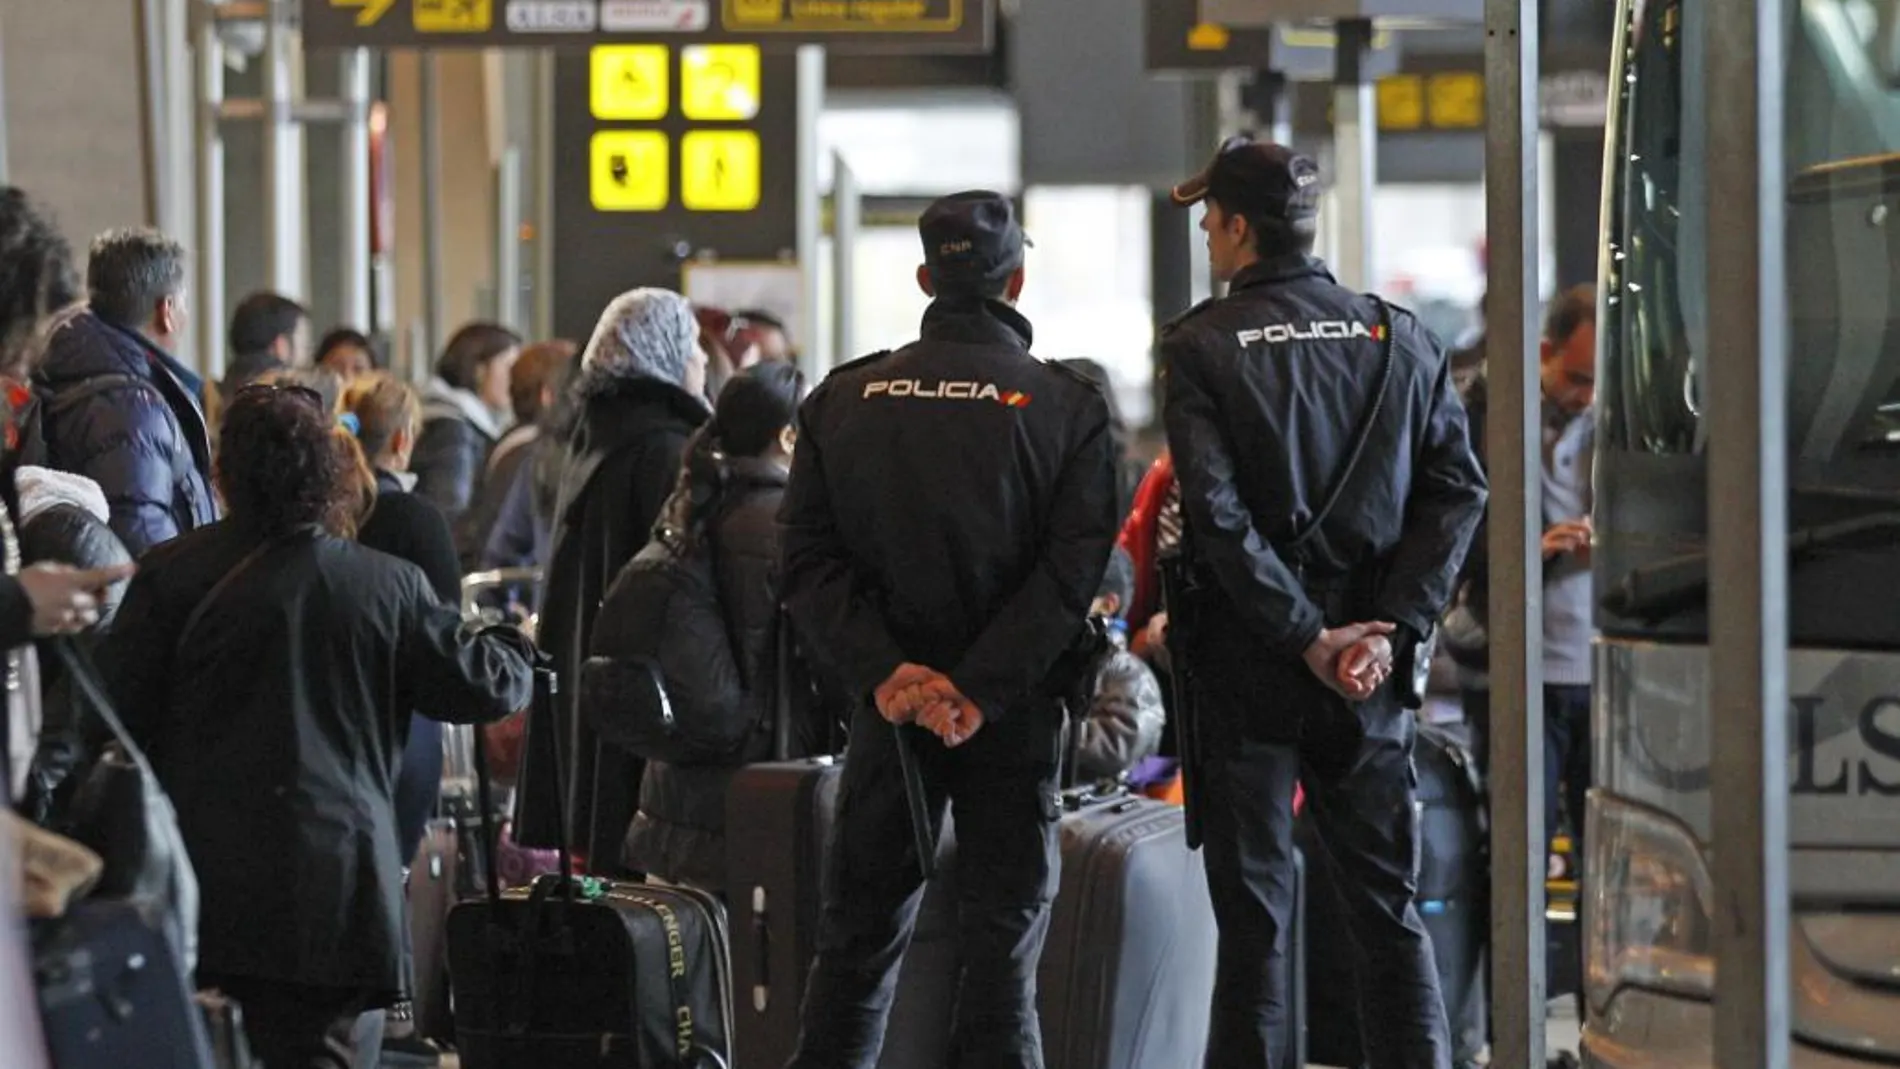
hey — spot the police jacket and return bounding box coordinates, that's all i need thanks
[1160,253,1487,659]
[780,298,1120,740]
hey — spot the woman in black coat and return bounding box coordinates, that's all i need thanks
[514,288,708,867]
[341,372,463,858]
[100,386,533,1068]
[616,363,810,892]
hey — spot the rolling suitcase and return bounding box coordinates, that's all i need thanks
[32,899,214,1069]
[724,756,960,1069]
[728,759,1231,1069]
[448,660,735,1068]
[1037,787,1230,1069]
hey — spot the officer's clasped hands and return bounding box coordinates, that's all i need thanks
[1301,621,1397,702]
[875,662,987,747]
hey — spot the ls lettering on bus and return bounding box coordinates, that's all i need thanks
[1791,695,1900,797]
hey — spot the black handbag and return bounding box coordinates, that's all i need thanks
[54,539,277,969]
[53,638,201,971]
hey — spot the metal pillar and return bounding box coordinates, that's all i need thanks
[1483,0,1547,1064]
[495,146,524,332]
[1705,0,1791,1062]
[195,4,228,380]
[419,52,444,375]
[340,48,373,332]
[1331,18,1376,291]
[137,0,170,230]
[262,0,306,299]
[794,46,825,379]
[0,10,9,185]
[830,152,860,368]
[531,49,557,341]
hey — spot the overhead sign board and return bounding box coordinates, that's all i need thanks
[1144,0,1276,75]
[302,0,994,52]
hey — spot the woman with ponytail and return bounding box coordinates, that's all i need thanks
[615,361,811,893]
[341,373,460,859]
[339,371,465,1065]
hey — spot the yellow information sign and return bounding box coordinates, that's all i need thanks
[413,0,493,32]
[1427,72,1486,129]
[1186,23,1231,52]
[682,45,761,121]
[727,0,784,23]
[1377,74,1425,131]
[590,45,669,121]
[591,131,670,212]
[682,130,760,212]
[332,0,397,28]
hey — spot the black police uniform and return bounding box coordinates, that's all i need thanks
[779,192,1119,1069]
[1161,141,1488,1069]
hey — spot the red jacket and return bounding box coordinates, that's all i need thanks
[1117,451,1175,633]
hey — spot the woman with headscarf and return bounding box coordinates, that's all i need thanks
[514,289,709,868]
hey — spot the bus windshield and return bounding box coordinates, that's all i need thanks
[1596,0,1900,641]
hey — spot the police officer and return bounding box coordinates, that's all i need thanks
[779,190,1118,1069]
[1160,137,1488,1069]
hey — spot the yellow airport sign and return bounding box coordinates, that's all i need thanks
[682,44,761,121]
[331,0,396,27]
[1427,71,1486,129]
[414,0,493,32]
[727,0,783,23]
[1377,74,1425,131]
[591,131,670,212]
[591,45,670,121]
[1186,22,1230,51]
[682,130,760,212]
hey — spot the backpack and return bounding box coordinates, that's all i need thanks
[579,527,754,765]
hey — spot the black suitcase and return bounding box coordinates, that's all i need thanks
[1302,723,1489,1069]
[33,899,215,1069]
[724,756,960,1069]
[447,662,735,1069]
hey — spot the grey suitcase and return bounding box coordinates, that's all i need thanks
[1037,789,1223,1069]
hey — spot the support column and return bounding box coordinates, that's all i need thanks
[1483,0,1547,1064]
[1705,0,1791,1062]
[1331,18,1376,290]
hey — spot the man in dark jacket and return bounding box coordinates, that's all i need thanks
[220,291,308,401]
[36,228,217,557]
[1160,138,1487,1069]
[780,191,1119,1069]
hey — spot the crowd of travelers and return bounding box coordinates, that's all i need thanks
[0,135,1580,1069]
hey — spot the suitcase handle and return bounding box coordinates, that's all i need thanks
[470,650,575,910]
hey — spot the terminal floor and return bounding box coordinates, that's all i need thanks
[434,997,1584,1069]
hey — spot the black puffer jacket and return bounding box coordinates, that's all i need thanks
[618,458,808,891]
[412,380,506,528]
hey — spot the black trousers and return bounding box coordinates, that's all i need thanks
[786,703,1062,1069]
[199,975,382,1069]
[1460,683,1592,856]
[1198,704,1451,1069]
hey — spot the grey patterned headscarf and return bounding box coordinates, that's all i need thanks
[574,288,700,399]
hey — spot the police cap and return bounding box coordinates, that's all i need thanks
[1171,135,1321,236]
[919,191,1030,293]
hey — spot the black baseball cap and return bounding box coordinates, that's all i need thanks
[1171,135,1321,233]
[919,191,1030,292]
